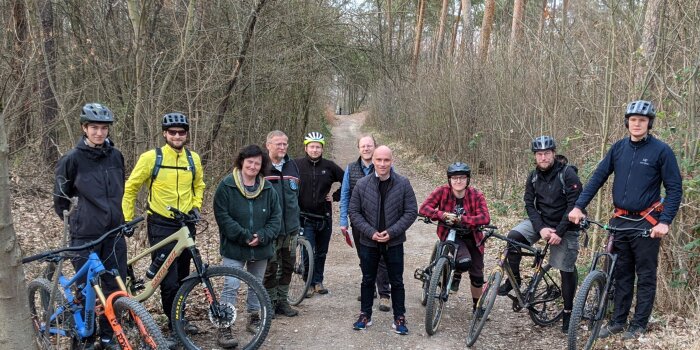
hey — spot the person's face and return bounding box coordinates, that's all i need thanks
[534,149,555,171]
[449,175,469,192]
[82,123,110,145]
[373,147,393,178]
[358,137,375,162]
[163,127,188,150]
[305,142,323,159]
[266,135,288,161]
[627,115,650,139]
[242,155,263,178]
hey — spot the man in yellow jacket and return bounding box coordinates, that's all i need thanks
[122,112,205,344]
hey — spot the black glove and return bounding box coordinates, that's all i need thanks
[189,207,201,221]
[123,225,136,238]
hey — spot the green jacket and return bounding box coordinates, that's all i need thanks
[214,171,282,261]
[263,154,301,236]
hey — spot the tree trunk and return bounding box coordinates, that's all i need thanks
[448,1,462,58]
[203,0,267,165]
[411,0,426,74]
[38,0,60,164]
[434,0,450,60]
[387,0,393,58]
[478,0,496,62]
[538,0,548,38]
[460,0,473,57]
[11,0,31,150]
[126,0,149,154]
[641,0,663,62]
[509,0,525,58]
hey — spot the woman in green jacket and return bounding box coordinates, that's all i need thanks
[214,144,282,347]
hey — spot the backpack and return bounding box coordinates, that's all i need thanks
[530,163,577,196]
[150,147,196,192]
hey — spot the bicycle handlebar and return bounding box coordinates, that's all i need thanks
[477,226,541,255]
[417,214,473,232]
[580,218,651,237]
[22,216,145,264]
[167,206,201,224]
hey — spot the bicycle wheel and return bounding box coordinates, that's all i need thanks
[425,257,450,335]
[465,270,501,347]
[528,264,564,326]
[288,237,314,306]
[567,270,607,350]
[112,296,168,349]
[27,278,78,349]
[420,241,440,307]
[172,266,272,350]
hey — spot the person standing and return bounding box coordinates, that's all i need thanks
[122,113,205,345]
[262,130,302,317]
[569,100,683,339]
[349,146,417,335]
[295,132,344,297]
[339,135,391,311]
[54,103,125,350]
[214,144,282,348]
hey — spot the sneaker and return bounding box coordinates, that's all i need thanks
[246,313,261,334]
[353,313,372,330]
[276,301,299,317]
[622,325,646,340]
[378,297,391,312]
[561,311,571,334]
[314,283,329,295]
[598,323,625,338]
[392,315,409,335]
[217,327,239,349]
[183,320,200,335]
[450,277,461,293]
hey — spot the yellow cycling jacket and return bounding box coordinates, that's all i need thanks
[123,144,205,221]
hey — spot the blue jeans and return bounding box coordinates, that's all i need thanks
[359,243,406,318]
[303,217,332,286]
[221,257,268,313]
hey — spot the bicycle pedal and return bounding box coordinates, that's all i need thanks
[413,268,427,281]
[132,279,146,292]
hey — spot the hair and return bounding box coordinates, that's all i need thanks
[357,134,377,148]
[235,144,270,173]
[266,130,287,142]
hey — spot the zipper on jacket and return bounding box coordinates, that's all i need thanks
[176,152,181,210]
[249,199,255,260]
[622,145,637,209]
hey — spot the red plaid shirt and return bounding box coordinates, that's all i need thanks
[419,184,491,253]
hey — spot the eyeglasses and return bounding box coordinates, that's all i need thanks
[270,142,288,148]
[450,176,469,182]
[167,130,188,136]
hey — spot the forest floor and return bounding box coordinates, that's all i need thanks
[13,111,699,349]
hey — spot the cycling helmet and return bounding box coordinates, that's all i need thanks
[624,100,656,129]
[304,131,325,146]
[531,136,556,152]
[447,162,471,177]
[162,112,189,131]
[80,103,114,124]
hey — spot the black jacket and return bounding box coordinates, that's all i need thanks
[54,137,125,239]
[294,155,344,217]
[524,161,582,237]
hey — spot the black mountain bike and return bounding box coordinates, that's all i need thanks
[287,211,319,305]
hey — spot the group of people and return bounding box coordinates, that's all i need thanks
[53,98,682,348]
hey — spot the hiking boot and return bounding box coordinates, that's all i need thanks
[353,313,372,330]
[561,311,571,334]
[246,313,261,334]
[598,323,625,338]
[276,301,299,317]
[450,277,461,293]
[314,283,329,295]
[378,297,391,312]
[622,325,646,340]
[217,328,239,349]
[183,320,200,335]
[392,315,409,335]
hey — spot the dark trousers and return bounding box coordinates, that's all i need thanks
[147,214,195,329]
[359,243,406,318]
[70,235,127,339]
[352,225,390,297]
[610,217,660,329]
[303,217,332,286]
[263,231,297,303]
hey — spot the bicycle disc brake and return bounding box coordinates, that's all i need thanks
[209,302,236,328]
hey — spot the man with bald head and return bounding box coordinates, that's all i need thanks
[349,146,417,335]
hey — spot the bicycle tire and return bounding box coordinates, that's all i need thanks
[171,266,273,350]
[465,270,501,347]
[112,296,169,350]
[288,237,314,306]
[425,257,450,335]
[420,241,440,307]
[528,264,564,326]
[567,270,607,350]
[27,278,79,349]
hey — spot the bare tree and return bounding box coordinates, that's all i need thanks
[411,0,426,73]
[459,0,473,56]
[478,0,495,62]
[509,0,525,57]
[433,0,449,60]
[38,0,59,164]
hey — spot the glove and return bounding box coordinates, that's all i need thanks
[443,213,459,225]
[189,207,201,221]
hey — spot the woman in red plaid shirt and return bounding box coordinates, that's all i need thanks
[418,162,491,312]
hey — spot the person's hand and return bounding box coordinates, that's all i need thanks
[326,193,332,202]
[341,226,348,236]
[443,213,459,225]
[651,223,669,239]
[188,207,201,221]
[377,230,390,243]
[248,233,260,247]
[371,231,383,241]
[547,233,562,245]
[568,207,585,224]
[540,227,555,241]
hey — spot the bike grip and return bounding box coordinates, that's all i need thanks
[22,252,50,264]
[126,216,145,227]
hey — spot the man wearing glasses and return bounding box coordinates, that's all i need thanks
[123,112,205,347]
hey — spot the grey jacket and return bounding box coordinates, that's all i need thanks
[349,169,417,247]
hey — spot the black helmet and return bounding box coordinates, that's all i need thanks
[624,100,656,129]
[447,162,471,177]
[162,112,189,131]
[80,103,114,124]
[531,136,556,152]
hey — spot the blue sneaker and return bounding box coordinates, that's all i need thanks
[353,313,372,330]
[392,315,409,335]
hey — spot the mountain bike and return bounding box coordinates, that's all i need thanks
[124,207,272,350]
[466,226,564,347]
[286,211,319,305]
[567,218,651,350]
[23,217,168,349]
[413,215,473,335]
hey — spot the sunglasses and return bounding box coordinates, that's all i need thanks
[166,130,188,136]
